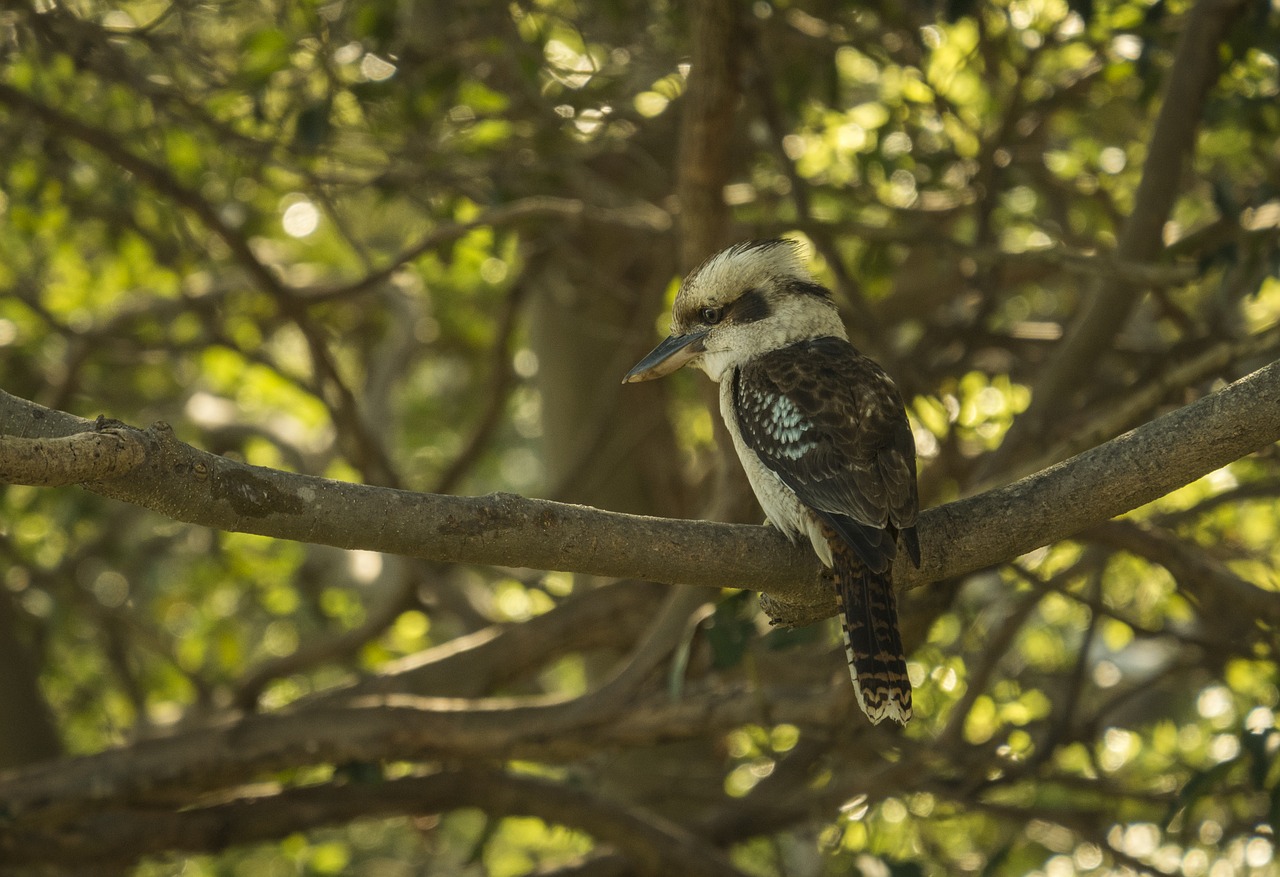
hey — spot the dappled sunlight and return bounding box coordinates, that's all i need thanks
[2,0,1280,874]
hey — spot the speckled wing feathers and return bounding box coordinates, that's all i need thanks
[732,337,919,572]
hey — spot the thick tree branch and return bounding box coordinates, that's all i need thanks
[922,355,1280,591]
[987,0,1248,472]
[982,323,1280,489]
[0,426,146,486]
[0,769,750,876]
[676,0,741,266]
[0,680,841,827]
[1,356,1279,610]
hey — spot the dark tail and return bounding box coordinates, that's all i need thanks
[828,532,912,725]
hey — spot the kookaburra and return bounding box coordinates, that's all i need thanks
[623,239,921,725]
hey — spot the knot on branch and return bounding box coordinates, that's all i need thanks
[758,589,835,628]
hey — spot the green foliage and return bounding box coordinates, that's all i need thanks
[2,0,1280,873]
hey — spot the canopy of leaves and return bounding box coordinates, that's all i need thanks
[1,0,1279,875]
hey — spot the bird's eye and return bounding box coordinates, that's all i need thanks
[699,306,724,325]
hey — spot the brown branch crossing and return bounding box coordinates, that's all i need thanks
[1,356,1279,610]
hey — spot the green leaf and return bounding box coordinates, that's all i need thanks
[239,28,292,83]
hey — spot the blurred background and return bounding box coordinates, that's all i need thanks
[1,0,1280,874]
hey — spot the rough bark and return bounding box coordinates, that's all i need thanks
[2,355,1278,613]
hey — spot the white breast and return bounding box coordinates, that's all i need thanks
[718,376,834,568]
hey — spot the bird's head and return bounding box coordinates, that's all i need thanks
[623,239,846,384]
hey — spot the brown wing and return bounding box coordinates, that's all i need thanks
[733,336,920,572]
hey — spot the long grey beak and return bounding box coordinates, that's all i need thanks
[622,330,709,383]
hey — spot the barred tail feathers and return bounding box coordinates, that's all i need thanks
[827,532,912,725]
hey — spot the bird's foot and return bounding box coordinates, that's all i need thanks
[759,591,834,628]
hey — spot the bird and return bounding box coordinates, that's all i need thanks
[623,239,921,725]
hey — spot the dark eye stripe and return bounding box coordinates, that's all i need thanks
[727,288,771,324]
